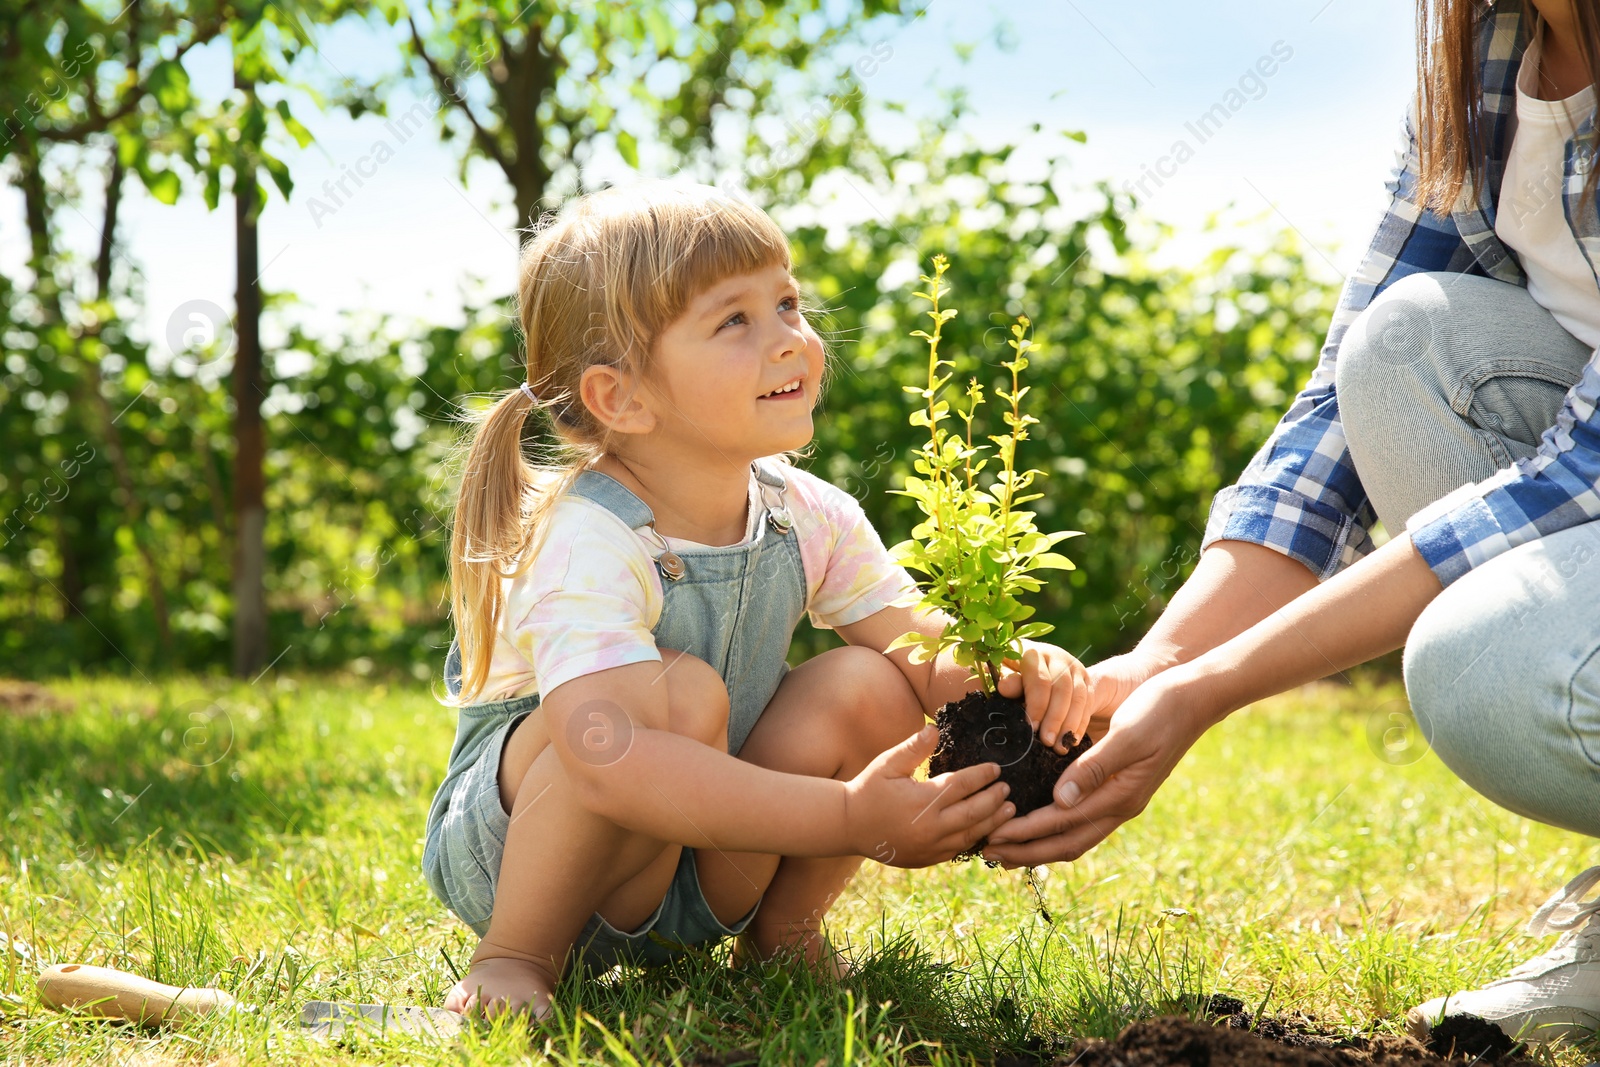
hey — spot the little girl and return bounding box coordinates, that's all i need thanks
[421,182,1093,1017]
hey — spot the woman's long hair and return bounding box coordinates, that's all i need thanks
[1415,0,1600,215]
[448,183,792,705]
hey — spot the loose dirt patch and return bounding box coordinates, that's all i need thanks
[1041,998,1531,1067]
[0,680,69,717]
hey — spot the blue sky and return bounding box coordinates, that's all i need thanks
[1,0,1416,348]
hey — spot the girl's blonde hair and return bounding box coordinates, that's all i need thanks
[449,182,793,704]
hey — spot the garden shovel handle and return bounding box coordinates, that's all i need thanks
[37,963,236,1026]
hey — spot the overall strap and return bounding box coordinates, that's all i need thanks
[564,461,793,583]
[567,466,685,580]
[568,468,655,529]
[752,459,793,535]
[751,458,788,491]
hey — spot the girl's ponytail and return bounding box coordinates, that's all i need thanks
[449,385,543,705]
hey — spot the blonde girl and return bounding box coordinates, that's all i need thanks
[421,182,1091,1017]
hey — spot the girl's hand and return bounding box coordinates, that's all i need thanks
[843,724,1015,868]
[980,667,1219,867]
[1080,651,1171,724]
[998,646,1173,754]
[996,641,1097,754]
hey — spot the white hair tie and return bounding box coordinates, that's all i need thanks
[519,381,539,403]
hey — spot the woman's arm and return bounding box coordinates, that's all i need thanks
[833,543,1318,741]
[982,532,1442,866]
[1085,539,1320,718]
[1181,532,1440,714]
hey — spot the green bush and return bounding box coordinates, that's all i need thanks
[0,132,1333,676]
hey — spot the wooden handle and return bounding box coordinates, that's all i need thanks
[37,963,236,1026]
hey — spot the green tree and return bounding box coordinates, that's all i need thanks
[385,0,916,238]
[0,1,333,673]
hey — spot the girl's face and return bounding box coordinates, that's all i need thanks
[644,262,825,464]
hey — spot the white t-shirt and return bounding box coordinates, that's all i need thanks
[1495,27,1600,348]
[475,459,921,702]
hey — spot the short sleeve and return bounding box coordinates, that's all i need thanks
[783,465,920,630]
[501,497,664,697]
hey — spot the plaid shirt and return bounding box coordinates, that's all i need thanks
[1202,2,1600,586]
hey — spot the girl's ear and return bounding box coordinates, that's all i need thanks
[580,363,657,435]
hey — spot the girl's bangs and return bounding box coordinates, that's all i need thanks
[636,191,792,329]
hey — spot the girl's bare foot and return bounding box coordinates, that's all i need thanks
[736,927,854,981]
[444,955,559,1020]
[793,932,854,981]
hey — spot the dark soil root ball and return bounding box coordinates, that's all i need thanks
[1425,1016,1519,1062]
[927,689,1093,857]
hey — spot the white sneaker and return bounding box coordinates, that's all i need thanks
[1408,866,1600,1046]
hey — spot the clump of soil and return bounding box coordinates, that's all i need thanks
[928,689,1093,852]
[1423,1015,1519,1062]
[1194,995,1338,1047]
[1053,997,1533,1067]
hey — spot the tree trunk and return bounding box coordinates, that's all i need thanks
[498,27,555,242]
[231,71,267,677]
[406,17,555,245]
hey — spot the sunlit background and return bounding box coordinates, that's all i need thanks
[2,0,1414,344]
[0,0,1410,676]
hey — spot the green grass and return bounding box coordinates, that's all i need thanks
[1,673,1595,1065]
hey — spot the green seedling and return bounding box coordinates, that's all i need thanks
[885,254,1082,692]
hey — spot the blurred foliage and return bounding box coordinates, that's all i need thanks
[782,124,1334,662]
[0,136,1333,676]
[0,5,1335,678]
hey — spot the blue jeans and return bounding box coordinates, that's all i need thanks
[1337,271,1600,837]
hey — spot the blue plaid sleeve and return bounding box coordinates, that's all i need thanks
[1408,355,1600,584]
[1203,103,1489,579]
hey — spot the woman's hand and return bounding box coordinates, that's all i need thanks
[996,645,1172,755]
[843,724,1015,868]
[982,536,1443,869]
[980,667,1220,867]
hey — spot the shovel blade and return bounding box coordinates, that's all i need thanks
[299,1000,461,1040]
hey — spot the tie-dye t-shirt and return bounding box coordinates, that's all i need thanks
[477,460,920,702]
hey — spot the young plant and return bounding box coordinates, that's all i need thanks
[887,255,1089,855]
[886,254,1081,693]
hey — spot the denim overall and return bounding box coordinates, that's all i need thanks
[421,459,808,970]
